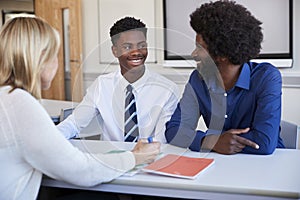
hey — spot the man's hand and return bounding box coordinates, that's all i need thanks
[202,128,259,154]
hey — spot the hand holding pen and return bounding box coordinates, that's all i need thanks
[131,136,160,165]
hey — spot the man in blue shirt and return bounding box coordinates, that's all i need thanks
[165,0,285,155]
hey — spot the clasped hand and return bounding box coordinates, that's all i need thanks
[203,128,259,155]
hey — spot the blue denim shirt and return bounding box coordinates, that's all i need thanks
[165,62,284,155]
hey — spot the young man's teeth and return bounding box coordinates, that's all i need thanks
[132,59,141,63]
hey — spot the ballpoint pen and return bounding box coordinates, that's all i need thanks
[147,136,153,143]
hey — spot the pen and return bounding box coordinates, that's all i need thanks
[147,136,153,143]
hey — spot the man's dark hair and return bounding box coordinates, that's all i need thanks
[110,16,147,46]
[190,0,263,65]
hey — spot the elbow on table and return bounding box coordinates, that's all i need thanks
[259,139,279,155]
[244,143,276,155]
[258,147,276,155]
[63,176,104,188]
[67,175,117,188]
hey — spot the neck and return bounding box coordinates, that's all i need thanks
[122,65,145,83]
[218,63,241,91]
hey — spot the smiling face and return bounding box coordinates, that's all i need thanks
[112,30,148,78]
[191,34,222,81]
[191,34,209,63]
[191,34,213,72]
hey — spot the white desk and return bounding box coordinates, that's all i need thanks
[40,99,101,138]
[42,140,300,200]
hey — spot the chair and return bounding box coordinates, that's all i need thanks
[280,120,300,149]
[59,107,75,122]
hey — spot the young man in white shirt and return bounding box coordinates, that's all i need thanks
[0,16,160,200]
[57,17,179,142]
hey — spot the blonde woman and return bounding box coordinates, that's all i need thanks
[0,17,160,200]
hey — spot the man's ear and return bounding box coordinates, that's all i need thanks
[216,56,228,64]
[112,46,118,58]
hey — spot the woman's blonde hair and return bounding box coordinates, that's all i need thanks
[0,16,60,99]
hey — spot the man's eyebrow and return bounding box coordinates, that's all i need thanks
[121,41,146,45]
[121,42,132,46]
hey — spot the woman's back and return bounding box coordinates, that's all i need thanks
[0,86,136,200]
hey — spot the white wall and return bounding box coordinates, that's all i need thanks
[0,0,34,28]
[77,0,300,125]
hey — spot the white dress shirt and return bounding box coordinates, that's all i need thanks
[57,68,179,142]
[0,86,135,200]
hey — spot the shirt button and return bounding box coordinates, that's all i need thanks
[224,93,227,97]
[225,114,228,118]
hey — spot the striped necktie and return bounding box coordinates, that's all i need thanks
[124,85,139,142]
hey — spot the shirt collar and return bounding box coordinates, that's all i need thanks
[117,67,150,92]
[235,63,250,90]
[205,62,250,92]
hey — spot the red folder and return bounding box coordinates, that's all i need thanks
[143,154,214,179]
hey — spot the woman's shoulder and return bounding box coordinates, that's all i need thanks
[11,88,36,101]
[250,61,280,73]
[8,88,43,111]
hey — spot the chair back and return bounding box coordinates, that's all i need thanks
[280,120,300,149]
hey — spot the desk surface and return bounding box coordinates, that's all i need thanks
[42,140,300,200]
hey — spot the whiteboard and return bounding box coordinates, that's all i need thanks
[164,0,292,67]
